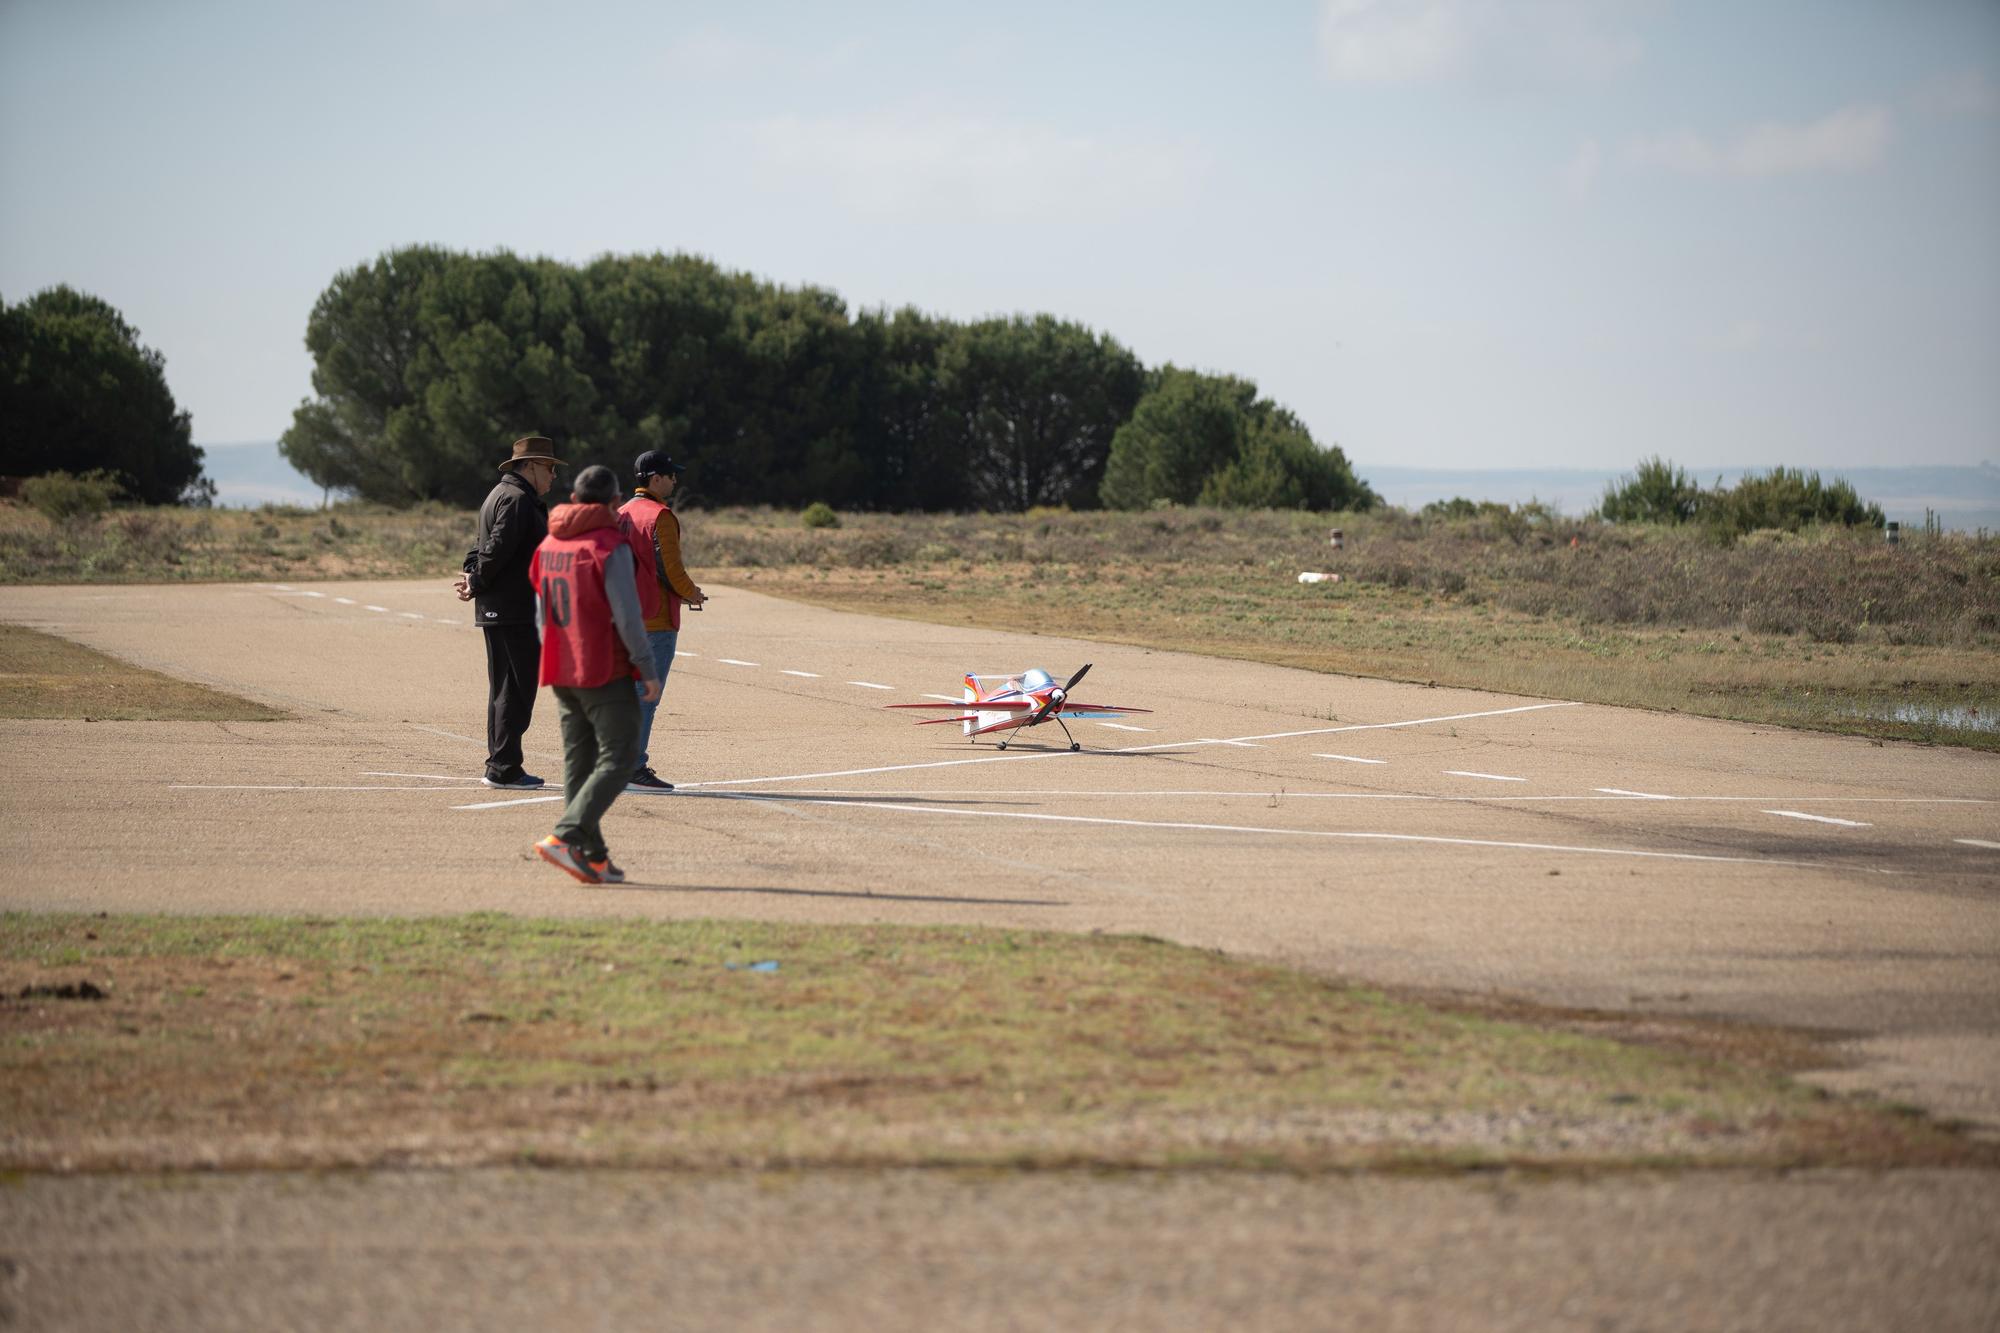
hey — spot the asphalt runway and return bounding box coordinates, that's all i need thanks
[3,577,1997,1128]
[6,577,2000,1329]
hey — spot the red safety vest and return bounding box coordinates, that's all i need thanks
[617,491,681,631]
[530,517,637,689]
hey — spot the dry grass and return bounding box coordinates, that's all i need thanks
[5,913,1985,1174]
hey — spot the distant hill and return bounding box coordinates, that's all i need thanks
[197,441,323,507]
[1356,462,2000,533]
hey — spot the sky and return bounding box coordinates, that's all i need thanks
[3,0,1996,474]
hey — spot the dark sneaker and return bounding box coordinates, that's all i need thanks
[483,770,546,790]
[534,835,599,884]
[586,855,626,885]
[626,767,674,793]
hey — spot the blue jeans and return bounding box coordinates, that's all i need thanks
[633,627,678,771]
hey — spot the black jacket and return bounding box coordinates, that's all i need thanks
[462,470,548,627]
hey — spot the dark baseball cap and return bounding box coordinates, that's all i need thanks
[633,450,685,480]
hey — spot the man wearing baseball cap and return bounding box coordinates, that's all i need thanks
[455,436,561,789]
[616,450,706,793]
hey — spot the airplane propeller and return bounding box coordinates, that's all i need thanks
[1063,663,1092,692]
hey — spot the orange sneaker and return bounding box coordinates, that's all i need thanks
[586,855,626,885]
[534,835,600,884]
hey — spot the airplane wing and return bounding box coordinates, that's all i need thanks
[1058,703,1152,715]
[885,700,1035,711]
[910,713,1029,734]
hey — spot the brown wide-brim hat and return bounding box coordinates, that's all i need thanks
[500,436,564,472]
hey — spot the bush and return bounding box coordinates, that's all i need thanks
[1599,457,1701,524]
[801,501,841,530]
[20,469,124,520]
[1708,467,1884,535]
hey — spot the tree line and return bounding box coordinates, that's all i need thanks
[277,247,1378,513]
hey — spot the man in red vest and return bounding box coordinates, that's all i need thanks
[527,465,663,885]
[617,450,706,793]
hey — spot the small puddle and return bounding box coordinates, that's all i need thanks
[1850,702,1999,733]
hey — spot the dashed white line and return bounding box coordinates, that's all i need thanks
[364,605,389,613]
[1956,839,2000,849]
[1098,722,1153,732]
[334,598,356,605]
[1317,754,1387,765]
[1764,810,1872,828]
[922,693,962,702]
[782,670,822,678]
[1445,771,1527,783]
[678,650,698,657]
[1196,738,1263,748]
[849,681,896,691]
[399,612,425,619]
[1597,788,1677,799]
[302,590,326,598]
[719,658,760,667]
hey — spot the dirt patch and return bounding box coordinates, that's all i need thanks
[0,623,284,721]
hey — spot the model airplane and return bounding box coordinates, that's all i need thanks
[885,664,1151,751]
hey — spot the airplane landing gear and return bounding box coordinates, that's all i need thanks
[1055,715,1081,752]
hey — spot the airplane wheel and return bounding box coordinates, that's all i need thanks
[1069,742,1081,752]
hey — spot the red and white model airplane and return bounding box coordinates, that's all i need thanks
[885,664,1151,751]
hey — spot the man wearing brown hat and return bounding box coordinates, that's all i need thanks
[454,436,561,788]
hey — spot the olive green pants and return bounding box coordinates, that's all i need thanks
[551,680,641,858]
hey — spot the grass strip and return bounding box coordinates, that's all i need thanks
[0,624,284,722]
[3,913,1986,1174]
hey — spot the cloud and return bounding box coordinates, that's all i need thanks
[1317,0,1474,84]
[743,113,1210,222]
[1625,105,1892,178]
[1561,138,1602,199]
[1316,0,1641,86]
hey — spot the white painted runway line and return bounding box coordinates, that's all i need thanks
[1764,810,1872,828]
[849,681,896,691]
[365,605,389,613]
[362,772,483,782]
[333,597,356,605]
[456,794,564,810]
[399,611,425,619]
[1597,788,1677,799]
[175,784,487,793]
[1445,771,1527,783]
[922,694,962,702]
[406,723,484,746]
[303,591,326,598]
[781,670,821,678]
[1318,754,1387,764]
[1098,722,1153,732]
[707,794,1904,875]
[1196,738,1264,748]
[678,650,699,657]
[1957,839,2000,849]
[719,658,760,667]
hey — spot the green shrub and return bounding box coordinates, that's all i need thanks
[1599,457,1701,524]
[801,501,841,530]
[20,469,124,520]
